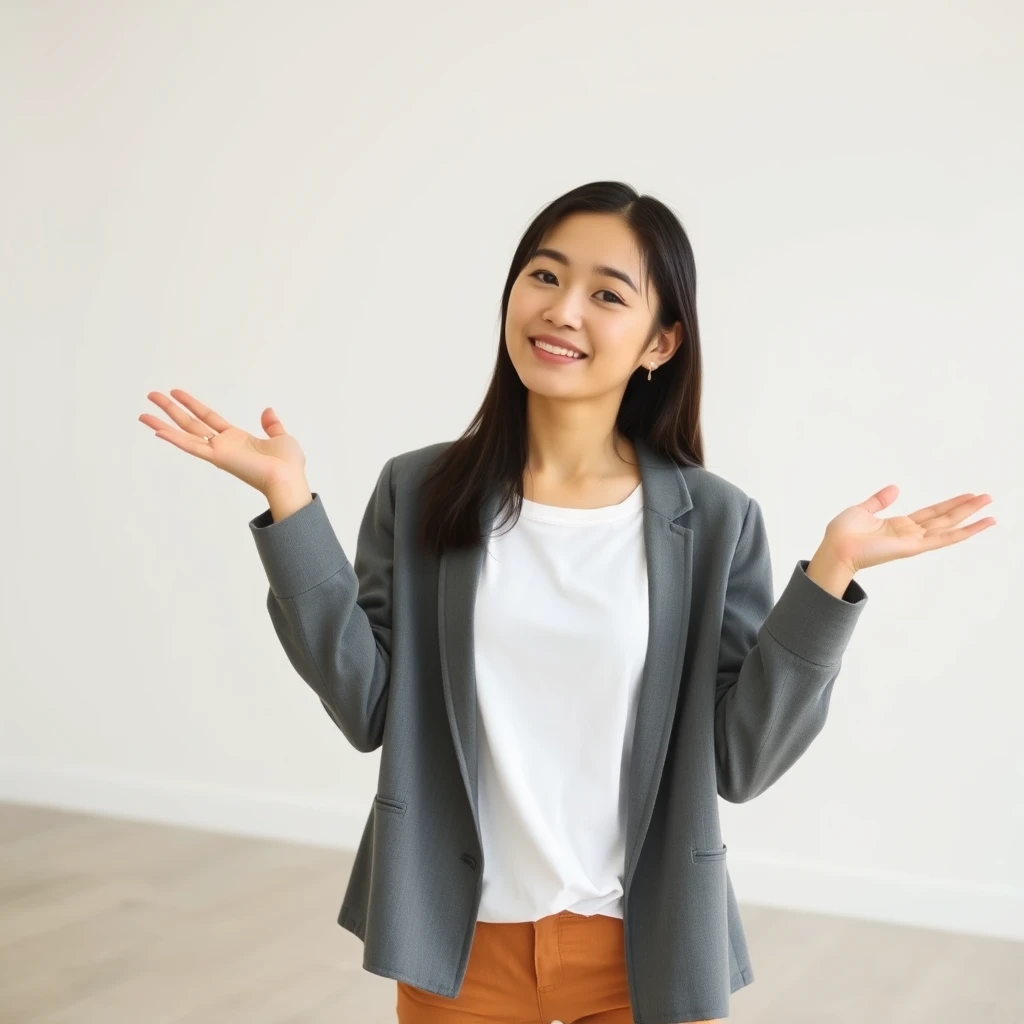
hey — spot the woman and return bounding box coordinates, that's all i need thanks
[139,181,995,1024]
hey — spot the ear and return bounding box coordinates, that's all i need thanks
[657,321,684,360]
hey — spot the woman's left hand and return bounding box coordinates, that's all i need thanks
[823,486,996,574]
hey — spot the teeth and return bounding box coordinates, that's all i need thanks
[534,339,582,358]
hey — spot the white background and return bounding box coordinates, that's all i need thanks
[2,1,1021,942]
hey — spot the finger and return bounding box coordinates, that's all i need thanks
[907,493,978,524]
[152,425,217,462]
[858,484,899,514]
[914,494,992,528]
[139,412,178,434]
[261,406,287,438]
[924,517,997,548]
[167,389,234,434]
[147,391,219,439]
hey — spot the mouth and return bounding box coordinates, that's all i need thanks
[529,337,588,360]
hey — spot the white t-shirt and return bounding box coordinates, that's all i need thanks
[473,480,649,922]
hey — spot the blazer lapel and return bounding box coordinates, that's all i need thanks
[437,438,694,888]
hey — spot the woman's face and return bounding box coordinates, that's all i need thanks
[505,211,680,398]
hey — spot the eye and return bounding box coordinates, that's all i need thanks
[528,269,624,305]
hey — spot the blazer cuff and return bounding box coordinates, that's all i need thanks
[763,559,868,666]
[249,492,349,599]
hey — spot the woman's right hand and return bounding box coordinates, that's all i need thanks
[139,389,307,495]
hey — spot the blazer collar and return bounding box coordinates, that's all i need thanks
[437,436,694,891]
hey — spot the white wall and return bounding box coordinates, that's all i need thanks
[2,1,1021,942]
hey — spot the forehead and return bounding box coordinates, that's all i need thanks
[539,212,640,268]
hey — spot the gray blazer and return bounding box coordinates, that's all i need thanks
[248,436,868,1024]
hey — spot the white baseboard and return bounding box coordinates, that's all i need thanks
[2,761,1021,943]
[729,852,1023,944]
[0,760,368,851]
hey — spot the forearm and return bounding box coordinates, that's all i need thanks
[249,466,395,754]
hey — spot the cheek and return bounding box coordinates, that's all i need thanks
[504,292,532,339]
[591,330,640,365]
[507,280,529,309]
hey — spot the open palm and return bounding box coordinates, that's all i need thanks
[138,389,306,494]
[825,485,996,573]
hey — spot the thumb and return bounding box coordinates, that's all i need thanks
[858,484,899,514]
[261,406,287,438]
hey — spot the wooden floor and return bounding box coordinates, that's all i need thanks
[1,803,1021,1023]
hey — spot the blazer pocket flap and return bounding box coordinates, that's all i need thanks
[373,794,408,816]
[691,843,727,863]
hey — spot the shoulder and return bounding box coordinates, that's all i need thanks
[387,440,455,477]
[675,464,767,567]
[677,462,755,521]
[375,440,456,498]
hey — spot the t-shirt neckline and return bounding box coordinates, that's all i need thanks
[518,482,644,524]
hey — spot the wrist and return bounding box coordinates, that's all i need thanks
[805,542,856,600]
[264,475,313,523]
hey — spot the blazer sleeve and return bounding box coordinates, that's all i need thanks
[248,457,396,753]
[714,495,868,803]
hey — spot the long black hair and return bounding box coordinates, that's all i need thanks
[416,180,705,558]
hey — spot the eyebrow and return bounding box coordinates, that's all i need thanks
[529,247,639,295]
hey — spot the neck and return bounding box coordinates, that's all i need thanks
[524,398,635,483]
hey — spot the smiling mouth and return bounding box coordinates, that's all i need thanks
[530,337,587,358]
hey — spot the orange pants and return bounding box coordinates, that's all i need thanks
[396,909,722,1023]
